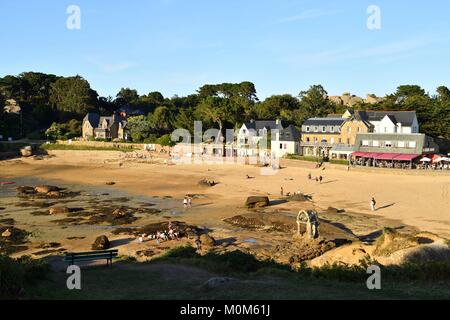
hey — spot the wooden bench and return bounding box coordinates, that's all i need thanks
[63,250,119,266]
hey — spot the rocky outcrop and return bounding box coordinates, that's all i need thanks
[20,146,33,157]
[49,206,70,215]
[245,196,270,208]
[328,93,384,107]
[92,235,110,250]
[200,234,216,248]
[35,185,60,194]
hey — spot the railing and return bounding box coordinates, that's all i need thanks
[300,142,353,148]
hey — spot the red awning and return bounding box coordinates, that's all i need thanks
[393,154,420,161]
[352,152,372,158]
[353,152,420,161]
[374,153,397,160]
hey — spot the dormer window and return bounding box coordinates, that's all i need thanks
[322,126,326,132]
[306,126,310,132]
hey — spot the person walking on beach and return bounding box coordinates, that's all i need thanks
[308,173,312,180]
[183,197,188,208]
[370,197,377,212]
[188,197,192,208]
[280,187,284,197]
[319,176,323,184]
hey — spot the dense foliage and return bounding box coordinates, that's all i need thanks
[0,72,449,142]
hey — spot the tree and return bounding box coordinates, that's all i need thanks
[298,85,336,122]
[126,115,152,142]
[256,94,299,120]
[49,76,98,116]
[195,97,233,141]
[115,88,139,107]
[437,86,450,101]
[148,106,172,135]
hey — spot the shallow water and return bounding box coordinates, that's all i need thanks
[0,175,183,238]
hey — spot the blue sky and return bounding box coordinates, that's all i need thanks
[1,0,449,99]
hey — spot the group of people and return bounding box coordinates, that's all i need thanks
[139,221,180,244]
[183,197,193,208]
[308,172,323,184]
[280,187,303,197]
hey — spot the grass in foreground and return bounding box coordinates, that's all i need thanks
[17,247,450,300]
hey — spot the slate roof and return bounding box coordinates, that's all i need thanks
[303,118,346,126]
[83,113,100,127]
[355,111,417,126]
[244,120,283,131]
[279,125,300,142]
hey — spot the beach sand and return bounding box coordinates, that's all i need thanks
[1,150,449,260]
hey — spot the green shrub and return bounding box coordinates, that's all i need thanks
[330,159,349,165]
[0,254,49,299]
[156,134,176,147]
[286,154,321,162]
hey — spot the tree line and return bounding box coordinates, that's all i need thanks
[0,72,449,142]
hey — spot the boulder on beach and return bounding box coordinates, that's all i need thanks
[47,191,63,198]
[200,234,216,248]
[105,182,116,186]
[92,235,110,250]
[198,179,218,187]
[49,206,70,215]
[17,186,36,195]
[1,229,12,238]
[35,185,60,194]
[20,146,33,157]
[245,196,270,208]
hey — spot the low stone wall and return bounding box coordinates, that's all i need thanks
[56,140,171,153]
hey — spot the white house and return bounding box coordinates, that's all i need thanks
[236,120,283,157]
[346,110,419,134]
[271,125,301,158]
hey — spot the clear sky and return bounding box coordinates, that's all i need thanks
[1,0,449,99]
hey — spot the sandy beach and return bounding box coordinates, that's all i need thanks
[2,150,449,234]
[1,149,449,266]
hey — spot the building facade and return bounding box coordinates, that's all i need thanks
[82,112,128,141]
[352,133,439,165]
[271,125,301,158]
[300,118,346,158]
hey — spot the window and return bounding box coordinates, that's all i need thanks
[362,140,369,146]
[385,141,392,147]
[306,126,310,132]
[330,138,334,144]
[373,140,379,147]
[284,144,287,149]
[280,143,283,149]
[322,126,326,132]
[314,126,318,132]
[314,137,318,143]
[306,137,310,142]
[398,141,405,148]
[408,141,416,148]
[330,126,335,133]
[346,138,350,145]
[357,127,361,133]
